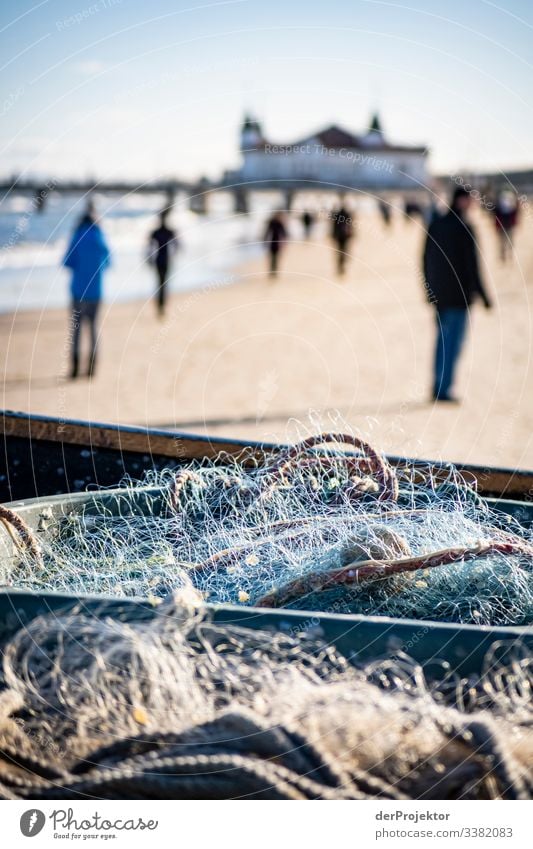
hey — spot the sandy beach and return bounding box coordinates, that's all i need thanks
[2,205,532,469]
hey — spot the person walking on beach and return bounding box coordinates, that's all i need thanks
[492,191,519,263]
[301,210,315,239]
[264,211,287,277]
[331,201,354,276]
[63,201,110,379]
[377,198,392,228]
[423,185,492,403]
[148,210,179,317]
[403,198,424,221]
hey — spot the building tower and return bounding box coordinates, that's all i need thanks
[365,112,385,146]
[240,114,264,152]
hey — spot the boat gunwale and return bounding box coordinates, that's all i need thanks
[3,409,533,499]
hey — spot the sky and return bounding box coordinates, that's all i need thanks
[1,0,533,181]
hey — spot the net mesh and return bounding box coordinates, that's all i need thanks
[0,593,531,800]
[2,430,533,627]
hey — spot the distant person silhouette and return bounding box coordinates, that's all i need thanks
[423,186,492,403]
[403,199,424,221]
[148,210,178,316]
[301,210,315,238]
[331,202,354,276]
[264,212,287,277]
[377,199,392,227]
[63,201,110,379]
[493,191,519,263]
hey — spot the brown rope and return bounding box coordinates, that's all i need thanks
[195,520,412,575]
[170,433,398,525]
[0,505,44,570]
[266,433,399,503]
[169,470,206,513]
[256,538,533,609]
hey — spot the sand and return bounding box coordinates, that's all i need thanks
[1,205,532,469]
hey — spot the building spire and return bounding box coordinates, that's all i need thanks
[242,112,261,134]
[364,111,385,146]
[240,112,264,151]
[368,112,383,135]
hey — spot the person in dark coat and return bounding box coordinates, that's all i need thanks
[148,210,179,316]
[377,198,392,227]
[493,191,519,263]
[301,210,315,238]
[423,186,492,402]
[331,203,354,276]
[264,212,287,277]
[63,202,111,379]
[403,199,424,220]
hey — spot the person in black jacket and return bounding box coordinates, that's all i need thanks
[148,211,179,317]
[331,202,355,276]
[301,210,315,239]
[423,186,492,402]
[264,212,287,277]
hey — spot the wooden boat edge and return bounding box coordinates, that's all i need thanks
[2,409,533,498]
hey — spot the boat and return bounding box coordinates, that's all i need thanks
[1,409,532,679]
[3,409,533,504]
[0,412,533,800]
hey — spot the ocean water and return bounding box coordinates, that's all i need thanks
[0,190,283,313]
[0,189,380,313]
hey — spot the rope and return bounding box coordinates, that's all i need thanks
[265,432,399,503]
[0,505,44,570]
[0,601,530,801]
[433,714,530,801]
[256,538,533,608]
[169,470,205,513]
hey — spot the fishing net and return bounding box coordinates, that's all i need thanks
[0,592,531,800]
[1,431,533,627]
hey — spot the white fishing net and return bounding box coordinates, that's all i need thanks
[2,431,532,627]
[0,593,531,799]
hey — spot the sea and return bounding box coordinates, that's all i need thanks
[0,189,301,314]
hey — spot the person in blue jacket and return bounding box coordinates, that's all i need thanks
[63,202,111,378]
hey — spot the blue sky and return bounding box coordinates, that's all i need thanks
[1,0,533,180]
